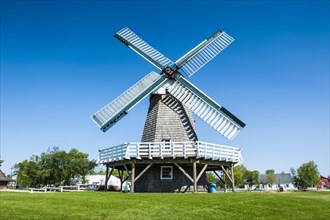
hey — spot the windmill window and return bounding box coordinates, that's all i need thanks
[162,139,171,150]
[161,166,173,180]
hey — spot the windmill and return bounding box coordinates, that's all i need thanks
[93,27,246,192]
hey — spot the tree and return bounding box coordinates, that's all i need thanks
[15,147,97,187]
[244,170,260,188]
[66,148,97,184]
[265,169,276,187]
[15,155,44,187]
[297,161,320,189]
[233,165,247,187]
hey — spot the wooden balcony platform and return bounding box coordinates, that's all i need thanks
[99,141,243,166]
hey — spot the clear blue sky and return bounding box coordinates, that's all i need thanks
[1,0,329,177]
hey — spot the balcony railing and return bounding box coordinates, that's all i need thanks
[98,141,243,164]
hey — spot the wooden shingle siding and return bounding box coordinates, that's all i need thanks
[141,94,197,142]
[134,163,208,192]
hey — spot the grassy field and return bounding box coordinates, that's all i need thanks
[0,191,329,220]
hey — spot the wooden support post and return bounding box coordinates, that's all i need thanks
[123,164,132,190]
[104,165,109,192]
[174,163,194,183]
[231,165,235,192]
[221,165,234,183]
[123,175,130,183]
[196,164,208,182]
[108,167,114,179]
[135,163,153,182]
[131,163,135,193]
[224,171,227,193]
[220,165,235,192]
[193,162,197,192]
[213,170,225,184]
[124,164,130,178]
[119,169,123,191]
[104,165,114,192]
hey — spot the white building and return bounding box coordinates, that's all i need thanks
[245,173,296,191]
[84,175,130,191]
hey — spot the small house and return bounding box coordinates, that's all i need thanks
[316,176,330,189]
[0,170,9,189]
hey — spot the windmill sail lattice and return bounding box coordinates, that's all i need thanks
[168,75,244,141]
[115,27,174,70]
[92,27,245,141]
[92,71,167,132]
[175,30,234,77]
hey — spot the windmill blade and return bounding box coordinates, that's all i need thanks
[175,30,234,77]
[115,27,174,70]
[168,75,245,141]
[92,71,168,132]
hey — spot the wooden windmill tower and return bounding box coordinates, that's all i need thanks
[92,27,246,192]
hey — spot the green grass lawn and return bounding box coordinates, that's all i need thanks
[1,191,329,220]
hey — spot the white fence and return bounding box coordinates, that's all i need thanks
[29,184,91,193]
[99,141,243,164]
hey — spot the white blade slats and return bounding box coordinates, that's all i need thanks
[175,30,234,77]
[92,71,168,132]
[168,75,245,141]
[209,114,221,127]
[115,27,174,70]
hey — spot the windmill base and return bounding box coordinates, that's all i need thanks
[99,141,242,193]
[134,163,208,192]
